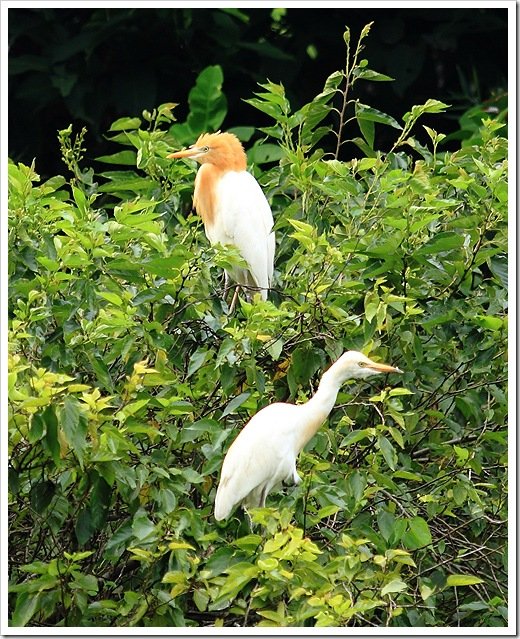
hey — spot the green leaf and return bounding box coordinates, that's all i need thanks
[357,157,378,172]
[187,348,212,377]
[355,68,394,82]
[381,578,407,596]
[181,467,204,483]
[377,509,395,542]
[42,405,61,466]
[8,467,20,495]
[10,591,41,627]
[393,470,423,482]
[358,117,375,149]
[314,504,341,520]
[89,475,111,529]
[267,337,284,361]
[30,480,55,514]
[347,471,366,503]
[247,143,284,164]
[97,291,123,306]
[98,175,155,194]
[299,93,334,142]
[103,522,133,562]
[29,411,46,443]
[323,70,343,93]
[219,562,260,599]
[257,557,279,571]
[388,388,414,397]
[340,428,374,447]
[244,96,283,121]
[420,582,436,601]
[96,150,137,165]
[193,589,210,612]
[179,418,221,444]
[234,534,263,551]
[488,255,507,287]
[414,232,464,256]
[71,572,98,595]
[60,396,88,468]
[419,98,451,114]
[350,136,377,157]
[168,400,194,415]
[109,117,142,131]
[202,547,238,578]
[131,509,157,542]
[222,392,251,417]
[371,471,398,491]
[403,517,432,549]
[458,601,489,611]
[174,65,227,138]
[377,436,397,471]
[446,574,484,587]
[474,315,503,331]
[390,519,408,545]
[288,346,325,394]
[75,507,97,546]
[87,353,113,391]
[141,255,186,277]
[355,102,402,130]
[72,184,87,215]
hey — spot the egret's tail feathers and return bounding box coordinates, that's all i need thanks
[214,480,235,521]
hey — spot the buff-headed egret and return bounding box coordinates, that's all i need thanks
[214,350,402,521]
[168,132,275,309]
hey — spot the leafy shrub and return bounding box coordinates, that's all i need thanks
[8,24,507,627]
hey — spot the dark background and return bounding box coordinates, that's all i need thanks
[8,7,508,178]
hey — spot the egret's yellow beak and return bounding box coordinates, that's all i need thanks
[167,147,197,159]
[366,362,403,374]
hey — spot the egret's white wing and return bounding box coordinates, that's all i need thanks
[213,171,275,293]
[214,403,298,520]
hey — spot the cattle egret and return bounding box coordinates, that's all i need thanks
[214,350,402,521]
[167,132,275,309]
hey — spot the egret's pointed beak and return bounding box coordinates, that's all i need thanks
[167,147,198,159]
[366,362,403,374]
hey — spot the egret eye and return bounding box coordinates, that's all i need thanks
[201,146,210,152]
[358,361,367,367]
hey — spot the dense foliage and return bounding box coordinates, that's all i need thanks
[8,25,508,628]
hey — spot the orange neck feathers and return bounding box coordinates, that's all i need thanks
[169,131,248,227]
[192,133,247,227]
[193,165,219,227]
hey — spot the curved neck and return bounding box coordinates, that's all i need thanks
[295,366,344,452]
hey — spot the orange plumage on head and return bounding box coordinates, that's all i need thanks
[193,131,247,172]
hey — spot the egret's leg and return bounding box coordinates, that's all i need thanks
[259,485,269,508]
[223,271,234,300]
[243,507,254,531]
[228,286,240,314]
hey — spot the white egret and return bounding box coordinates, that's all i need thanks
[214,350,402,521]
[168,131,275,309]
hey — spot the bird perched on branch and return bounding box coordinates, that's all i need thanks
[168,132,275,310]
[214,350,402,521]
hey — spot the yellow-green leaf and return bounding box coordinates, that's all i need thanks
[446,574,484,587]
[381,578,407,596]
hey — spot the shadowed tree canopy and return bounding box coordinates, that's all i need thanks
[8,6,507,177]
